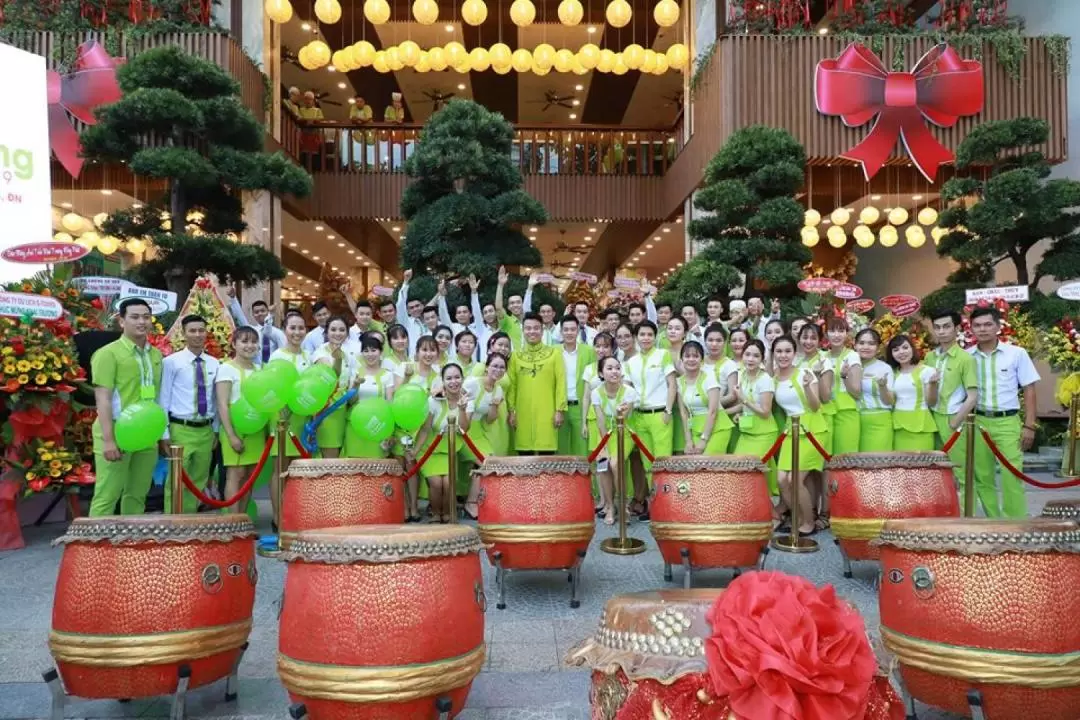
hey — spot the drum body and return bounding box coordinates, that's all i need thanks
[278,525,486,719]
[280,458,405,548]
[50,515,257,699]
[476,456,594,569]
[649,456,771,569]
[879,519,1080,719]
[1041,499,1080,522]
[827,452,959,561]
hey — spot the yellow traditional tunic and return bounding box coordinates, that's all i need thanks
[507,342,567,452]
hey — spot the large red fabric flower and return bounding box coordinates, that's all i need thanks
[705,571,878,720]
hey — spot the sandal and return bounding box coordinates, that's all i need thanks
[815,512,831,530]
[463,502,479,521]
[603,507,616,526]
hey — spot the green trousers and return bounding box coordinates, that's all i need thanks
[558,403,587,457]
[90,443,158,517]
[972,414,1026,518]
[633,411,674,486]
[933,412,968,488]
[163,423,215,514]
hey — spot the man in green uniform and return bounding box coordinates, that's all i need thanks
[90,298,163,516]
[508,313,567,454]
[495,265,526,350]
[926,309,979,494]
[557,316,596,456]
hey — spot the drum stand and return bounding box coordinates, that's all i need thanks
[42,644,248,720]
[289,695,458,719]
[893,670,986,720]
[663,546,770,589]
[835,542,883,589]
[492,548,587,610]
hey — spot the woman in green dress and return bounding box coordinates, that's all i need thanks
[311,316,356,459]
[454,330,479,376]
[581,332,615,510]
[733,339,780,496]
[461,351,509,519]
[396,334,442,521]
[886,335,941,451]
[268,311,312,526]
[590,356,640,525]
[826,317,862,455]
[215,326,265,520]
[855,328,896,451]
[411,363,471,524]
[678,340,733,455]
[344,333,395,458]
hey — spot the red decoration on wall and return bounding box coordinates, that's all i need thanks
[47,41,123,179]
[814,43,984,182]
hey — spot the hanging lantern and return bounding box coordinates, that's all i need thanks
[493,62,512,75]
[653,0,679,27]
[363,0,390,24]
[804,209,821,227]
[666,43,689,71]
[533,64,551,76]
[801,226,820,247]
[887,207,909,226]
[126,238,147,254]
[879,225,899,247]
[488,42,512,71]
[577,43,600,70]
[61,212,85,234]
[859,206,880,225]
[918,207,939,226]
[641,49,659,74]
[853,224,875,248]
[98,235,120,255]
[298,46,314,70]
[453,58,471,74]
[510,0,536,26]
[265,0,293,23]
[612,53,629,75]
[398,40,421,66]
[605,0,632,27]
[53,232,74,243]
[80,230,101,248]
[461,0,488,25]
[415,52,432,72]
[906,225,926,248]
[314,0,342,24]
[511,48,533,72]
[931,226,946,245]
[553,48,575,73]
[444,41,468,66]
[308,40,332,67]
[623,43,645,70]
[372,50,390,73]
[533,43,556,70]
[596,48,616,73]
[558,0,584,25]
[75,235,97,250]
[331,50,351,72]
[92,212,108,228]
[385,46,405,71]
[412,0,439,24]
[571,56,588,75]
[830,207,851,226]
[827,225,847,248]
[428,46,449,71]
[352,40,376,67]
[468,47,491,71]
[653,54,669,74]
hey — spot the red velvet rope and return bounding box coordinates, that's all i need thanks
[979,428,1080,489]
[587,432,611,463]
[460,432,486,464]
[289,433,312,459]
[629,432,655,463]
[760,432,788,464]
[805,431,833,462]
[403,433,444,481]
[178,437,274,509]
[942,427,963,453]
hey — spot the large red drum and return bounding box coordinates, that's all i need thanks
[49,514,257,699]
[827,452,959,561]
[278,525,486,719]
[476,456,594,569]
[649,456,772,571]
[281,458,406,548]
[1041,498,1080,522]
[879,518,1080,719]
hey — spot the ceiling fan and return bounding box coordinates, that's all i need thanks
[281,46,301,69]
[554,242,589,255]
[312,90,343,107]
[419,89,456,110]
[663,90,684,112]
[529,90,576,112]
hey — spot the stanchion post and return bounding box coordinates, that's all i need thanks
[771,417,818,553]
[447,416,459,523]
[275,419,287,531]
[169,444,184,515]
[963,413,977,517]
[1068,396,1079,478]
[601,418,646,556]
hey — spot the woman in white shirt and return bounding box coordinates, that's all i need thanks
[854,328,896,452]
[614,322,637,364]
[382,324,411,376]
[826,317,862,455]
[581,331,615,512]
[678,341,732,455]
[434,325,454,367]
[453,330,479,376]
[411,363,471,524]
[311,316,356,459]
[215,326,264,520]
[732,339,780,496]
[461,352,508,520]
[343,334,395,458]
[624,320,677,518]
[886,335,940,451]
[589,356,640,526]
[268,311,312,529]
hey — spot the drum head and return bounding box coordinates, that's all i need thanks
[284,457,404,478]
[827,451,951,470]
[57,514,256,545]
[282,524,483,564]
[1042,499,1080,519]
[651,455,766,473]
[879,517,1080,554]
[479,455,590,476]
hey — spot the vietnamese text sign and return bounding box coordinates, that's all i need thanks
[613,276,639,290]
[569,271,597,284]
[73,275,132,296]
[879,294,921,318]
[535,273,555,284]
[798,277,840,294]
[371,285,395,297]
[0,43,52,285]
[120,284,178,312]
[834,282,863,300]
[1056,281,1080,301]
[0,291,63,320]
[2,242,89,264]
[846,298,875,314]
[965,284,1029,304]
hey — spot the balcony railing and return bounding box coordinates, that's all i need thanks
[282,116,679,176]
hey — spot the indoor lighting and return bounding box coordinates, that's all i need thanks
[662,228,670,233]
[871,195,882,201]
[646,244,653,249]
[457,83,466,90]
[314,0,342,24]
[413,0,439,24]
[830,208,851,226]
[100,189,113,195]
[265,0,293,23]
[313,255,321,260]
[316,225,325,231]
[300,22,311,30]
[363,0,390,24]
[912,195,924,201]
[575,84,584,91]
[558,0,584,25]
[917,207,939,226]
[827,225,847,248]
[289,242,298,247]
[529,226,538,232]
[818,27,828,34]
[653,0,679,27]
[338,242,346,247]
[568,113,577,119]
[444,23,454,31]
[605,0,632,27]
[588,226,597,232]
[887,207,909,226]
[302,249,310,254]
[529,235,537,240]
[804,209,821,227]
[879,225,899,247]
[337,82,347,89]
[347,249,355,254]
[859,206,880,225]
[584,236,592,241]
[586,26,596,33]
[853,225,875,248]
[327,234,336,239]
[801,227,819,247]
[461,0,488,25]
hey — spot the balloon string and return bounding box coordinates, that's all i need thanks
[301,388,357,453]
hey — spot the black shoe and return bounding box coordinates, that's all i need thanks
[271,521,279,534]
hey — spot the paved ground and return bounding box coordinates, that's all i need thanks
[2,476,1077,720]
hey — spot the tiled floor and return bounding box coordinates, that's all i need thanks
[2,480,1076,719]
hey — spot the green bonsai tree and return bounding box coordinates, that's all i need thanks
[659,125,810,310]
[80,46,312,302]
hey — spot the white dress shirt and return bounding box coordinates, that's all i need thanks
[159,348,220,439]
[624,347,676,409]
[968,341,1040,412]
[227,298,286,365]
[301,326,326,356]
[563,347,580,403]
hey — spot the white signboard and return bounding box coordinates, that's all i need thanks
[120,284,178,313]
[1056,281,1080,301]
[0,291,63,320]
[965,285,1030,304]
[0,43,52,285]
[74,276,132,296]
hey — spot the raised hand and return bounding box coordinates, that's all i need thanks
[498,266,508,285]
[403,268,413,283]
[468,274,479,291]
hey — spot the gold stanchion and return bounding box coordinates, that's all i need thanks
[601,418,646,556]
[964,413,977,517]
[259,419,288,558]
[447,415,459,523]
[1067,396,1079,478]
[771,417,818,553]
[168,444,184,515]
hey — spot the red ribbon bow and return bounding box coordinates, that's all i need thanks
[815,43,984,182]
[47,41,123,179]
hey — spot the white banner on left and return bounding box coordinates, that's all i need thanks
[0,42,52,286]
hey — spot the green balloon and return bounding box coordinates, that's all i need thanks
[242,368,290,413]
[303,364,337,387]
[349,397,395,442]
[289,376,333,415]
[265,358,299,388]
[392,384,429,433]
[114,401,167,453]
[230,397,269,435]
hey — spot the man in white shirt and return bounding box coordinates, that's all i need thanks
[396,270,448,353]
[522,274,561,345]
[557,316,597,456]
[158,315,220,513]
[571,302,597,345]
[681,304,704,343]
[968,305,1041,518]
[225,288,286,366]
[301,301,332,355]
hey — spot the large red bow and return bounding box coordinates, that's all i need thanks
[47,41,123,179]
[814,43,984,182]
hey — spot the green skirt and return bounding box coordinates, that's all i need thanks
[219,427,268,467]
[777,433,826,472]
[316,405,348,450]
[689,415,732,455]
[672,412,686,454]
[480,408,512,457]
[276,412,311,458]
[734,430,779,495]
[831,409,861,455]
[859,411,894,452]
[894,429,936,451]
[343,427,389,458]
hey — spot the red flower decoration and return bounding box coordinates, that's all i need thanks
[705,571,878,720]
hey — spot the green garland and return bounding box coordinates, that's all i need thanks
[689,42,717,95]
[1044,34,1070,76]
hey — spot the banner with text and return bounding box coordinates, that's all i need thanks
[965,284,1030,304]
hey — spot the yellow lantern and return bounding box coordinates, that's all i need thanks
[666,43,689,71]
[461,0,488,25]
[612,53,629,75]
[75,235,96,250]
[830,207,851,226]
[79,230,101,247]
[385,46,405,71]
[859,206,880,225]
[906,225,926,248]
[533,43,556,70]
[126,238,147,254]
[571,56,588,75]
[558,0,583,25]
[412,0,439,24]
[605,0,632,27]
[653,0,679,27]
[879,225,898,247]
[853,224,875,248]
[428,46,448,71]
[372,50,390,73]
[414,52,432,72]
[931,226,946,245]
[493,62,512,75]
[445,41,468,66]
[511,48,533,72]
[918,207,939,226]
[314,0,341,24]
[468,47,490,71]
[641,49,658,74]
[804,209,821,227]
[331,50,350,72]
[596,48,616,72]
[887,207,909,226]
[98,235,120,255]
[827,225,847,248]
[298,46,314,70]
[577,43,600,70]
[92,212,108,228]
[351,41,376,67]
[623,43,645,70]
[265,0,293,23]
[399,40,421,66]
[453,59,471,74]
[363,0,390,24]
[510,0,536,26]
[533,64,551,76]
[801,226,819,247]
[61,212,85,234]
[653,54,669,74]
[553,48,575,73]
[489,42,512,69]
[53,232,74,243]
[308,40,332,66]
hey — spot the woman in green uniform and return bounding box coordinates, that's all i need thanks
[344,333,395,458]
[678,341,733,455]
[311,316,356,459]
[411,363,470,523]
[590,356,640,526]
[855,328,895,451]
[215,326,265,522]
[733,339,780,496]
[886,335,940,451]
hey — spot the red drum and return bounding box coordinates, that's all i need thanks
[649,456,772,572]
[281,458,406,549]
[1041,498,1080,521]
[476,456,594,570]
[879,518,1080,719]
[279,525,486,719]
[827,452,959,562]
[50,515,257,699]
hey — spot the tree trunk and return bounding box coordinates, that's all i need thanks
[1013,254,1030,288]
[170,180,184,236]
[164,266,195,310]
